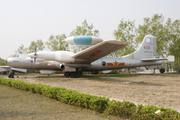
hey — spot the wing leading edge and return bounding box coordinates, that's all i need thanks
[141,58,167,62]
[72,40,128,64]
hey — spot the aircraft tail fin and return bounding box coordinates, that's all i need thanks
[121,35,160,60]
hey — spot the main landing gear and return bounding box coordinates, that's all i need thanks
[64,71,83,78]
[8,70,14,78]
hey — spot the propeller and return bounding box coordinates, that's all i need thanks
[34,45,37,64]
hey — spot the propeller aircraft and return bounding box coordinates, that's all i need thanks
[4,35,166,78]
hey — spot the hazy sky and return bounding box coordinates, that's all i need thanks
[0,0,180,59]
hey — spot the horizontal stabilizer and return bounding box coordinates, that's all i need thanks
[141,58,167,62]
[0,66,11,72]
[72,40,128,64]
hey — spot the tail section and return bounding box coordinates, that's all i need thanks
[121,35,159,60]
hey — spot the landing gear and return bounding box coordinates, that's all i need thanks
[64,72,70,78]
[153,68,155,74]
[64,71,83,78]
[128,68,130,75]
[8,70,14,78]
[2,72,7,75]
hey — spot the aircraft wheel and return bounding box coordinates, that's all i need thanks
[3,72,7,75]
[64,72,69,78]
[70,73,74,78]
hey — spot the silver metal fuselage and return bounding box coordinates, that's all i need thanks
[6,54,162,72]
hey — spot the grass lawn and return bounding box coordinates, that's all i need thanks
[0,85,125,120]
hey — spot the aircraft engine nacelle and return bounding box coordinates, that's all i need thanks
[54,51,74,63]
[29,51,75,63]
[47,61,65,69]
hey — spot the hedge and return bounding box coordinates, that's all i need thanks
[0,78,179,119]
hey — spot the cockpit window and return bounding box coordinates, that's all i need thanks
[7,54,19,58]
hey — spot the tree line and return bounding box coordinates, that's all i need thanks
[15,14,180,73]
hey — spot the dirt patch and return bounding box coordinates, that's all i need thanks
[3,73,180,112]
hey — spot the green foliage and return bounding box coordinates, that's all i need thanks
[111,19,136,57]
[132,104,180,120]
[167,19,180,73]
[0,77,180,119]
[0,59,7,65]
[159,68,165,74]
[15,39,45,54]
[46,34,69,51]
[107,100,136,118]
[28,39,45,53]
[70,19,99,37]
[15,44,28,54]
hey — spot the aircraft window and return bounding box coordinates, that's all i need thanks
[146,38,150,42]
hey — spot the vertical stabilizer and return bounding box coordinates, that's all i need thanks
[121,35,159,60]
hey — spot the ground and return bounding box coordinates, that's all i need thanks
[0,85,125,120]
[2,73,180,113]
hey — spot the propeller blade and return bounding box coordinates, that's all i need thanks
[34,45,37,56]
[34,58,36,64]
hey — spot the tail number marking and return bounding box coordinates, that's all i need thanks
[144,46,150,49]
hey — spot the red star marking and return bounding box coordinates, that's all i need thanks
[89,50,103,57]
[113,60,119,66]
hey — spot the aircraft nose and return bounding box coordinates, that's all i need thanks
[6,58,11,65]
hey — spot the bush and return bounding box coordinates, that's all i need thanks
[159,68,165,74]
[106,100,136,118]
[0,77,180,119]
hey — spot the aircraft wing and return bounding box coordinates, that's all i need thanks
[0,66,11,72]
[141,58,167,62]
[0,66,27,73]
[72,40,128,64]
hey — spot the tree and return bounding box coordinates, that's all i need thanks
[28,39,45,53]
[15,44,28,54]
[110,19,136,57]
[135,14,168,57]
[70,19,99,36]
[46,34,69,51]
[0,59,7,66]
[167,19,180,73]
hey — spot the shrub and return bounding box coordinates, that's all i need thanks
[106,100,136,118]
[159,68,165,74]
[0,77,180,119]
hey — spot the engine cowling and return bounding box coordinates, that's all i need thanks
[47,61,65,69]
[29,51,75,63]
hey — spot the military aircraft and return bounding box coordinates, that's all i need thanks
[4,35,166,78]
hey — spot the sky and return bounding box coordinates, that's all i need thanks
[0,0,180,59]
